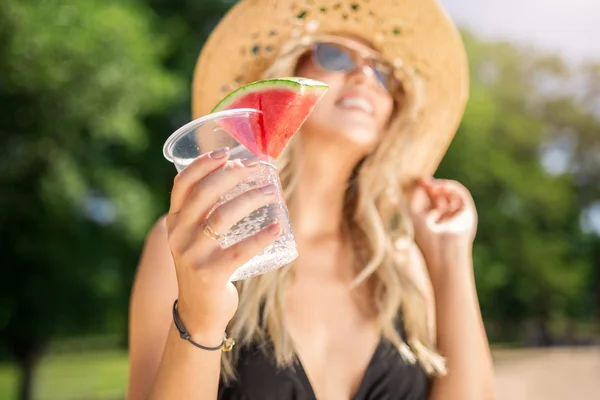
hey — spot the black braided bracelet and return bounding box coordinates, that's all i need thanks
[172,299,235,352]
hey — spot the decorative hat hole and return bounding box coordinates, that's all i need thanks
[221,85,229,94]
[350,3,360,11]
[265,45,274,53]
[296,10,307,19]
[333,3,342,10]
[320,7,327,13]
[235,76,244,84]
[341,13,348,20]
[251,44,260,55]
[268,29,278,37]
[392,27,401,36]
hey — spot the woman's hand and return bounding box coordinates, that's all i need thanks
[165,148,281,341]
[408,178,478,276]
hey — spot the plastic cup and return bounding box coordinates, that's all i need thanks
[162,108,298,281]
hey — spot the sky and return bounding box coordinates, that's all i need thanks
[440,0,599,63]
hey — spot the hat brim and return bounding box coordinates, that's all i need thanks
[192,0,469,178]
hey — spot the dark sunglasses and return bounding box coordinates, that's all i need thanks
[311,42,399,93]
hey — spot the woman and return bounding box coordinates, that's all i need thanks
[128,0,495,399]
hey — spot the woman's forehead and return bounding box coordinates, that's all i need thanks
[319,34,380,55]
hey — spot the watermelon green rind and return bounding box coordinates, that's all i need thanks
[211,77,328,112]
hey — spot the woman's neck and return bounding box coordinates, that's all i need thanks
[290,138,363,240]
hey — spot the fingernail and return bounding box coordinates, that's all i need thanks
[266,222,281,235]
[209,147,229,159]
[241,158,260,168]
[260,184,277,196]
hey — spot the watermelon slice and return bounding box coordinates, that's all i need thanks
[212,77,328,160]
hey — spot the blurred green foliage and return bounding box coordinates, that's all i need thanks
[438,32,600,343]
[0,0,598,399]
[0,0,182,398]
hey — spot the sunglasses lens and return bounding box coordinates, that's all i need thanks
[373,67,391,91]
[314,42,397,93]
[314,43,355,72]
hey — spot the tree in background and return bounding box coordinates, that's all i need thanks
[0,1,181,398]
[437,32,600,344]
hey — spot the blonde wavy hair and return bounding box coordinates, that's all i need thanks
[221,36,446,381]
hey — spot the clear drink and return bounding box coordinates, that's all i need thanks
[163,108,297,281]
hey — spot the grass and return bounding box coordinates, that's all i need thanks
[0,364,18,400]
[0,350,128,400]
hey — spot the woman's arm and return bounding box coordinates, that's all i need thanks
[127,217,224,400]
[427,246,494,400]
[127,152,282,399]
[408,178,495,400]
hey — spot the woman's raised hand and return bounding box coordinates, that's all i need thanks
[165,148,281,341]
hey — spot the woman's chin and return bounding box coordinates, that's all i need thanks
[303,126,378,150]
[330,125,380,149]
[301,118,382,153]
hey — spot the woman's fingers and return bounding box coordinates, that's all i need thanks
[178,159,261,228]
[209,222,282,280]
[417,178,465,223]
[438,189,464,222]
[418,178,446,211]
[207,184,277,234]
[417,178,436,211]
[168,148,230,214]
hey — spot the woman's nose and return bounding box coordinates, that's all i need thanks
[347,64,378,87]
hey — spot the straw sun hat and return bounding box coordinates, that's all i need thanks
[192,0,469,178]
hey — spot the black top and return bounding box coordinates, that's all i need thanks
[218,336,430,400]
